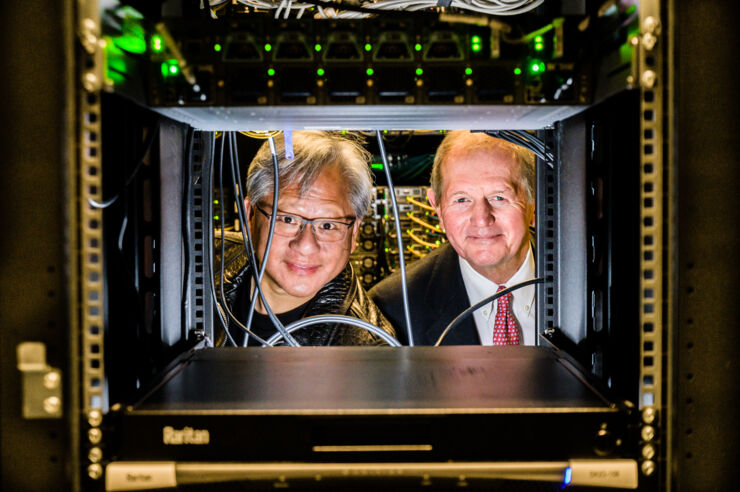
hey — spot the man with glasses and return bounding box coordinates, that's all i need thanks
[216,131,397,346]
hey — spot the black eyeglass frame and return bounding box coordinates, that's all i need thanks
[254,205,356,242]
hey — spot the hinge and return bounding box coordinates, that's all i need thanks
[16,342,63,419]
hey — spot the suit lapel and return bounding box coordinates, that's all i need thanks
[422,244,480,345]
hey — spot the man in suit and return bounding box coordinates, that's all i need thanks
[369,131,536,346]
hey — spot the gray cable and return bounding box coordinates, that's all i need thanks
[229,132,299,347]
[376,131,415,346]
[266,315,402,347]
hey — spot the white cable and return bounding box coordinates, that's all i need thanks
[266,315,402,347]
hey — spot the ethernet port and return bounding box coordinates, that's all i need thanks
[324,31,362,62]
[276,67,315,103]
[475,66,516,103]
[325,67,365,103]
[373,31,412,62]
[228,67,266,104]
[425,67,464,103]
[274,32,312,62]
[224,33,262,61]
[423,31,463,61]
[375,67,415,102]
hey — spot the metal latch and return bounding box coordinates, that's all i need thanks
[16,342,63,419]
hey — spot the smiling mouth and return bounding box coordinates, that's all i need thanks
[286,262,320,274]
[469,233,503,240]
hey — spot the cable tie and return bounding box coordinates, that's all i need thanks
[284,130,294,160]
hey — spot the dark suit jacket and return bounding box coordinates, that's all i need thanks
[368,243,480,346]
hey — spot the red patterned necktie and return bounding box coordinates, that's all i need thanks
[492,285,520,345]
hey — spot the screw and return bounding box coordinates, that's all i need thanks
[643,16,660,35]
[642,33,657,51]
[88,428,103,444]
[88,446,103,463]
[88,409,103,427]
[641,70,656,89]
[642,406,657,424]
[642,444,656,460]
[43,396,61,414]
[82,73,99,93]
[641,460,655,476]
[44,371,61,390]
[641,425,656,441]
[88,463,103,480]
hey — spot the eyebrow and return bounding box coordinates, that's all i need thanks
[265,207,355,222]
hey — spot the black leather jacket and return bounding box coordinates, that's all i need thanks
[214,231,397,346]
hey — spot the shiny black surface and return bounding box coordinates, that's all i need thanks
[131,346,612,414]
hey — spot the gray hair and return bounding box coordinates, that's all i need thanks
[246,131,372,218]
[430,131,536,206]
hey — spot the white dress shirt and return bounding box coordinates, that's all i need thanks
[459,247,537,346]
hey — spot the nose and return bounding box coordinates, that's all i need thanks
[289,222,321,255]
[470,199,494,226]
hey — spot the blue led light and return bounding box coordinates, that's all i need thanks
[562,466,573,488]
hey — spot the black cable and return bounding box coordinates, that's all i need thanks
[292,0,435,16]
[216,133,268,347]
[475,129,554,167]
[89,121,160,209]
[377,130,415,346]
[235,136,284,345]
[181,128,195,339]
[228,132,298,347]
[206,132,230,346]
[434,277,545,346]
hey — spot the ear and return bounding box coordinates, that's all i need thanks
[243,197,253,223]
[349,218,361,254]
[529,203,535,227]
[426,188,445,232]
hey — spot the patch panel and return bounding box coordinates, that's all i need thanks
[135,15,590,107]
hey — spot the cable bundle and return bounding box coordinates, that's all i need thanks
[230,0,543,19]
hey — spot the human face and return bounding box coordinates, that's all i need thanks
[428,148,534,284]
[245,166,360,313]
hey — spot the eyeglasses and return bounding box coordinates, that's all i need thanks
[255,206,356,242]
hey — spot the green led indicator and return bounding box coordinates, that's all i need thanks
[384,247,389,252]
[472,43,482,53]
[626,4,637,14]
[435,240,441,245]
[213,199,219,205]
[264,43,272,52]
[366,68,374,76]
[535,42,544,51]
[465,67,473,75]
[371,163,384,170]
[406,229,411,234]
[151,35,163,53]
[364,43,372,52]
[415,68,423,76]
[315,43,322,52]
[317,68,325,76]
[161,59,180,77]
[414,43,422,51]
[530,61,545,73]
[471,35,481,44]
[214,215,220,221]
[214,43,222,52]
[535,35,543,44]
[384,214,389,219]
[514,67,522,75]
[267,68,275,76]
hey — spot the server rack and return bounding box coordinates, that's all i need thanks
[2,1,739,491]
